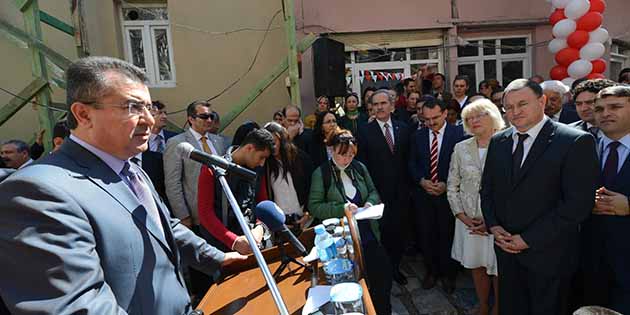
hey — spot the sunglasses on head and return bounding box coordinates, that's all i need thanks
[331,134,356,146]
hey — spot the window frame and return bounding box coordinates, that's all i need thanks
[120,4,176,88]
[457,35,532,88]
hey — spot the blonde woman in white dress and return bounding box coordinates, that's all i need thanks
[447,98,505,315]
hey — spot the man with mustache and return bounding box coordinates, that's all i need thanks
[0,140,32,170]
[0,56,245,315]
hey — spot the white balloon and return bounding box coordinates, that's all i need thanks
[548,38,568,53]
[568,59,593,78]
[562,77,576,86]
[552,0,571,8]
[552,19,577,38]
[580,42,606,61]
[589,28,609,44]
[565,0,590,20]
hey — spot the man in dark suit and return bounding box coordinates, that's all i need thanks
[357,89,411,285]
[409,98,465,293]
[567,78,617,312]
[139,100,178,203]
[0,56,245,315]
[569,79,616,135]
[481,79,599,315]
[542,80,581,124]
[582,85,630,314]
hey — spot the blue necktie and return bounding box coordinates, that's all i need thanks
[121,161,164,237]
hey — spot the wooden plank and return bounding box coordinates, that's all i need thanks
[283,0,301,107]
[0,17,72,70]
[0,78,49,126]
[14,0,33,11]
[219,33,317,132]
[40,10,75,36]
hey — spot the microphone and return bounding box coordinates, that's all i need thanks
[176,142,257,181]
[255,200,308,256]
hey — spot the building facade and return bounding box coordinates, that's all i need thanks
[1,0,629,141]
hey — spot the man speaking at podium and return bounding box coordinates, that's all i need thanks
[0,56,245,315]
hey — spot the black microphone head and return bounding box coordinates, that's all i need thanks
[175,142,195,159]
[254,200,286,232]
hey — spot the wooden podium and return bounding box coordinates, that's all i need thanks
[196,228,376,315]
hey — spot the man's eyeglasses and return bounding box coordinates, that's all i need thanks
[193,112,217,121]
[84,100,156,116]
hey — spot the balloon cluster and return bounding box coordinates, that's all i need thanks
[548,0,609,86]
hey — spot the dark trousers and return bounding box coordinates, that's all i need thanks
[189,225,213,297]
[363,240,393,315]
[416,192,457,279]
[379,201,405,271]
[497,250,570,315]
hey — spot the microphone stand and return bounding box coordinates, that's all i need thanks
[212,166,289,315]
[272,234,310,278]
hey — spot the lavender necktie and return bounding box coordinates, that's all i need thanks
[121,161,165,237]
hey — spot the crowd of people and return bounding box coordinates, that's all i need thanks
[1,56,630,315]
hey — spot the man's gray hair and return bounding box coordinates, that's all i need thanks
[540,80,570,95]
[370,89,392,105]
[597,85,630,100]
[2,139,29,154]
[65,56,147,129]
[504,78,544,98]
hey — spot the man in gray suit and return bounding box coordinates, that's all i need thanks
[0,56,245,315]
[164,101,225,229]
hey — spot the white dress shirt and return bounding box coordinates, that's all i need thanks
[188,128,219,155]
[512,117,548,167]
[551,108,562,122]
[428,122,447,157]
[148,130,166,152]
[376,118,395,146]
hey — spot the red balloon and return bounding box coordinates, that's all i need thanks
[591,59,607,73]
[567,31,590,49]
[550,9,566,26]
[555,48,580,67]
[587,73,606,80]
[550,65,569,80]
[577,12,603,32]
[589,0,606,14]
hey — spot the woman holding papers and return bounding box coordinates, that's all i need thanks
[308,128,392,315]
[447,99,504,315]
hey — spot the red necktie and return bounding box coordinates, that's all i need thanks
[430,131,439,183]
[384,123,394,153]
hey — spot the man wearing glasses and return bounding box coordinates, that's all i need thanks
[163,99,227,299]
[0,56,245,315]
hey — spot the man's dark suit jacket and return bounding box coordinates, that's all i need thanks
[569,120,590,132]
[581,137,630,311]
[409,123,465,186]
[141,129,178,204]
[480,119,599,277]
[357,119,411,204]
[558,104,581,124]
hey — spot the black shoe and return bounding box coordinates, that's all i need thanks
[393,270,408,285]
[442,278,455,294]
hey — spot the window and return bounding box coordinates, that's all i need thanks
[345,46,443,100]
[610,44,629,81]
[121,5,176,87]
[457,36,530,91]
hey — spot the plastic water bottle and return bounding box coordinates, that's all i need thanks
[314,224,337,267]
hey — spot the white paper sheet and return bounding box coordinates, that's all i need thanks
[354,203,384,220]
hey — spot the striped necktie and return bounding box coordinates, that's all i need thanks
[430,131,439,183]
[384,123,394,153]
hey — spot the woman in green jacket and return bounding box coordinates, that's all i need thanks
[308,128,392,315]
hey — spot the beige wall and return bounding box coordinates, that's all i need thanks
[0,1,76,142]
[84,0,291,135]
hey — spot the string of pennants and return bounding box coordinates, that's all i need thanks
[359,70,405,84]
